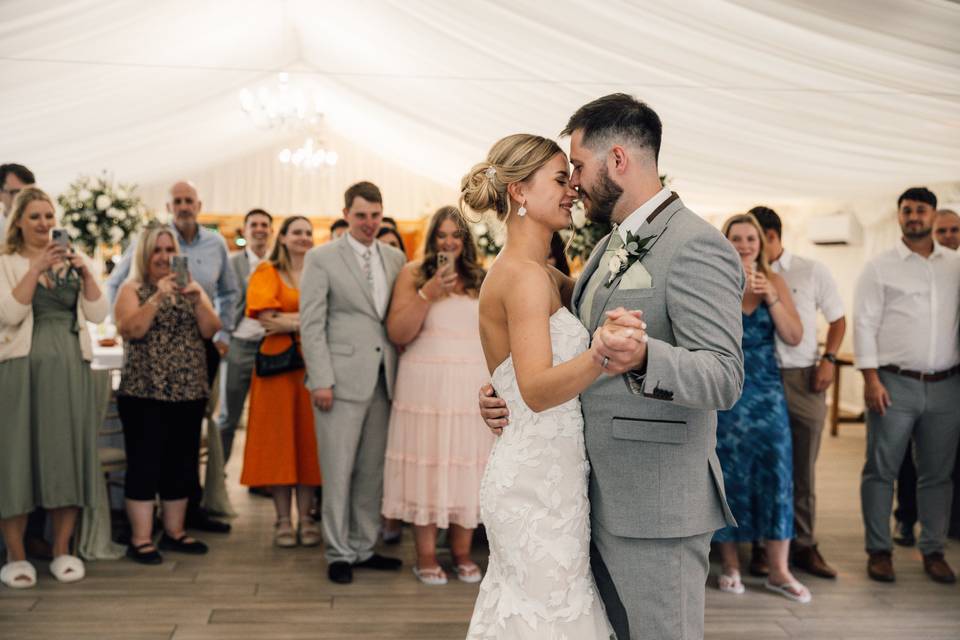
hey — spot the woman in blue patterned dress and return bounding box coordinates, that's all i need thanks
[715,213,810,603]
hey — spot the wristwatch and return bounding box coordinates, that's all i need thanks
[821,353,838,364]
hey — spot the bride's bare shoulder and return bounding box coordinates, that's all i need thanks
[483,256,553,293]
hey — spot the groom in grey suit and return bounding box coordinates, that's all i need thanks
[483,95,744,639]
[300,182,407,584]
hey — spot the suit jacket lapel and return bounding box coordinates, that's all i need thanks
[336,238,378,315]
[572,232,613,315]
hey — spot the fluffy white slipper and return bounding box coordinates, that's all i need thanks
[1,560,37,589]
[413,566,448,586]
[50,554,85,583]
[718,571,745,595]
[764,580,811,603]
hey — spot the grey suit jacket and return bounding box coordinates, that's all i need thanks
[228,251,253,331]
[573,194,743,539]
[299,236,406,402]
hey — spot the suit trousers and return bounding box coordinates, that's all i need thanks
[781,367,827,548]
[894,443,918,528]
[216,337,260,463]
[860,370,960,555]
[313,369,390,564]
[187,341,220,514]
[591,517,712,640]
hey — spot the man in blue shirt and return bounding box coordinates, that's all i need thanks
[107,180,239,533]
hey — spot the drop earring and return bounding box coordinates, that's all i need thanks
[517,202,527,217]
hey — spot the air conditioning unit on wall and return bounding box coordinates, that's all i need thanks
[806,212,862,246]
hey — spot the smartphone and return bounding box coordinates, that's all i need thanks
[51,228,70,248]
[170,255,190,288]
[437,251,455,272]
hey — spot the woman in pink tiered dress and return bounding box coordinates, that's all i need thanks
[382,206,494,585]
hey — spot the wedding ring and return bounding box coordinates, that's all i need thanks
[601,356,610,369]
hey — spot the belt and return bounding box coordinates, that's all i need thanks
[879,364,960,382]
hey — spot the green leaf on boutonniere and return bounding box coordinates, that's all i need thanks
[605,230,656,286]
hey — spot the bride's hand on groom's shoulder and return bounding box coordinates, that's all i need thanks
[478,383,509,436]
[593,307,649,375]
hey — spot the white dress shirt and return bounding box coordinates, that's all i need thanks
[615,186,672,242]
[854,240,960,372]
[346,233,389,317]
[770,250,845,368]
[232,248,267,341]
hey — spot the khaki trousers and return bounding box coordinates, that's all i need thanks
[781,367,827,548]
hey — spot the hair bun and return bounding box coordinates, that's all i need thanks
[460,162,502,219]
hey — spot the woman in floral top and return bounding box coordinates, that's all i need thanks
[114,224,221,565]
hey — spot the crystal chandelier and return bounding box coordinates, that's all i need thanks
[278,138,339,170]
[238,72,323,130]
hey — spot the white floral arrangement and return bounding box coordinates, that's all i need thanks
[471,217,504,260]
[57,173,148,255]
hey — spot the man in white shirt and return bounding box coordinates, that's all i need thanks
[854,187,960,585]
[0,164,36,232]
[752,206,845,580]
[218,209,273,463]
[934,209,959,252]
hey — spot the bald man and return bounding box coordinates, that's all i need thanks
[107,181,239,533]
[935,209,960,251]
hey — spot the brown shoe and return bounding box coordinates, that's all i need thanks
[793,545,837,579]
[749,544,769,577]
[867,550,895,582]
[923,553,957,584]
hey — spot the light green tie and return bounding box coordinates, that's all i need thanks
[578,229,624,328]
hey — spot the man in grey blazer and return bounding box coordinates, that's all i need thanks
[217,208,273,463]
[299,182,407,584]
[482,94,743,639]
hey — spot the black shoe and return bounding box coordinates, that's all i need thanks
[185,509,231,533]
[127,542,163,565]
[948,526,960,541]
[328,561,353,584]
[248,486,272,498]
[158,533,209,555]
[893,521,915,547]
[354,553,402,571]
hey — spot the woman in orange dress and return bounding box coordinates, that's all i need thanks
[240,216,322,547]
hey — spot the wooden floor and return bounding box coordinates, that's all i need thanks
[2,425,959,639]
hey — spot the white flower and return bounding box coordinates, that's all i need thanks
[78,189,93,203]
[67,226,81,239]
[118,210,128,220]
[479,237,488,247]
[474,222,488,236]
[107,207,121,219]
[95,194,111,211]
[109,226,124,244]
[608,256,622,274]
[115,188,129,201]
[86,222,98,234]
[614,247,628,263]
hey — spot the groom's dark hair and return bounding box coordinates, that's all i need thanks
[561,93,662,161]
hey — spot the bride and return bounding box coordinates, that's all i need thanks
[461,134,634,639]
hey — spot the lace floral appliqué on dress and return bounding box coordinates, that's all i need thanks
[467,308,614,639]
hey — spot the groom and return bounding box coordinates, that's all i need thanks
[481,94,744,639]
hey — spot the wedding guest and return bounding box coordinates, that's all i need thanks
[855,186,960,584]
[108,181,239,534]
[382,206,494,585]
[546,231,570,276]
[715,213,810,602]
[381,216,398,231]
[113,224,222,564]
[934,209,960,251]
[0,164,48,562]
[240,216,322,547]
[300,181,407,584]
[377,226,407,255]
[329,218,348,240]
[752,205,845,579]
[0,187,108,588]
[218,208,274,463]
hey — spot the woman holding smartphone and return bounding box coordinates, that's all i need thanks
[0,188,108,588]
[381,206,495,585]
[113,224,221,564]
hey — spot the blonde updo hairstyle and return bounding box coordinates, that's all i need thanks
[460,133,564,221]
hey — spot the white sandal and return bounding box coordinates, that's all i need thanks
[50,554,85,583]
[274,520,297,548]
[454,562,483,584]
[1,560,37,589]
[764,579,811,603]
[413,565,448,586]
[718,570,745,594]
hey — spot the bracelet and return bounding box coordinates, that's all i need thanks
[417,288,430,302]
[821,353,838,364]
[768,296,781,307]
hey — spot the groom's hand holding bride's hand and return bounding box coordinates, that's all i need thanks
[593,307,648,375]
[479,384,509,436]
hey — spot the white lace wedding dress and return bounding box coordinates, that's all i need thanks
[467,308,614,639]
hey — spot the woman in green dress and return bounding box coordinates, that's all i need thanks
[0,187,109,589]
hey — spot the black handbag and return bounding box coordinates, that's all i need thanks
[255,333,305,377]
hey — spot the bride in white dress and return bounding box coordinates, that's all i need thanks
[460,134,624,639]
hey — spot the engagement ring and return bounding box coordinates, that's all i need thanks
[601,356,610,369]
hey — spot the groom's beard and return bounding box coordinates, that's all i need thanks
[582,166,623,225]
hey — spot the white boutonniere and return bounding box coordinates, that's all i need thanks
[606,230,656,286]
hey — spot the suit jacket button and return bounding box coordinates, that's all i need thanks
[375,346,381,352]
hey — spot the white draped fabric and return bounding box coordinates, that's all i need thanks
[1,0,958,218]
